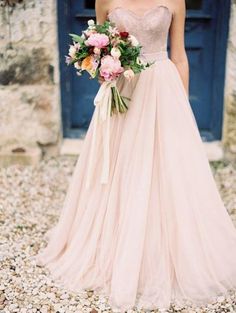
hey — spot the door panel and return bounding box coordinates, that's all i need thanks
[186,0,203,10]
[185,6,214,131]
[58,0,230,140]
[70,0,98,130]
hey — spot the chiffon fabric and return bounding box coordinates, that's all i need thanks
[35,5,236,312]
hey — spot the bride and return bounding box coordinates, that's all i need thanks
[36,0,236,311]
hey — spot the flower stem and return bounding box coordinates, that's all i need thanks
[110,86,130,116]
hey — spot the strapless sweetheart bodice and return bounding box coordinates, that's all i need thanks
[108,5,172,54]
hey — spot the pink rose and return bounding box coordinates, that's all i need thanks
[99,55,124,81]
[85,33,109,48]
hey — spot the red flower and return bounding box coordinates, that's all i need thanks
[102,47,109,54]
[119,31,129,39]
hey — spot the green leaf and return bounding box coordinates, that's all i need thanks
[69,33,84,44]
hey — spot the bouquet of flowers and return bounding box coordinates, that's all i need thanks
[66,19,152,189]
[66,19,151,116]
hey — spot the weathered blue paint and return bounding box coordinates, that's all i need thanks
[210,0,231,140]
[57,0,230,140]
[184,0,230,141]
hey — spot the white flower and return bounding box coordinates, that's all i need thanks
[123,69,135,81]
[74,62,81,70]
[88,19,95,26]
[94,47,101,55]
[111,47,121,59]
[129,34,139,47]
[87,19,96,30]
[74,42,81,50]
[136,56,147,66]
[68,42,80,58]
[69,45,77,58]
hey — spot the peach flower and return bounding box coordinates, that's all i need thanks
[81,55,98,78]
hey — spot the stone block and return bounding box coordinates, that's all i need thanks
[0,47,54,85]
[0,85,60,148]
[0,0,61,158]
[223,1,236,161]
[0,144,42,166]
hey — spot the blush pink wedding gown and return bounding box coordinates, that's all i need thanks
[35,5,236,312]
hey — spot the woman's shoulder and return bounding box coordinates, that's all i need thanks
[168,0,186,15]
[96,0,113,9]
[97,0,115,14]
[96,0,114,22]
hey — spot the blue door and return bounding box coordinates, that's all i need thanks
[185,0,230,140]
[57,0,230,140]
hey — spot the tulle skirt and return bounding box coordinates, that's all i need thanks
[35,51,236,312]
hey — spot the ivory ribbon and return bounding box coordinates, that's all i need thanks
[85,81,116,189]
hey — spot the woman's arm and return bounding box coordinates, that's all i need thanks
[95,0,110,24]
[169,0,189,96]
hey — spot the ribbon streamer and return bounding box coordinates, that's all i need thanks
[85,81,116,189]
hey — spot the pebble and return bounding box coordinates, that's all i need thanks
[0,156,236,313]
[60,293,69,300]
[9,303,18,310]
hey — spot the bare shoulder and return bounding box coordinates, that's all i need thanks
[96,0,114,23]
[169,0,186,16]
[96,0,113,12]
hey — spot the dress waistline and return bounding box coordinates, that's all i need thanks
[140,51,168,62]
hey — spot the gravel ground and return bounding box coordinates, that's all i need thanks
[0,156,236,313]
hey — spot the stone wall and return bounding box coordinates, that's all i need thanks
[0,0,61,165]
[223,0,236,162]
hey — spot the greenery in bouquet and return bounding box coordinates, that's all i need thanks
[66,19,152,115]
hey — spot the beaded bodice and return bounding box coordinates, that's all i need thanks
[108,5,172,54]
